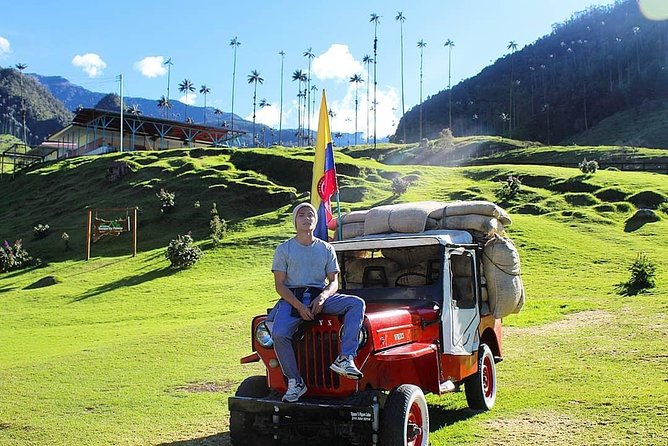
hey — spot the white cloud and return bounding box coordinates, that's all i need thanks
[329,84,399,139]
[255,103,280,128]
[134,56,167,78]
[72,53,106,77]
[0,36,10,58]
[312,44,364,81]
[179,93,197,106]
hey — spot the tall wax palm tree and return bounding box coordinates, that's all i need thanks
[178,79,195,120]
[444,39,455,130]
[395,12,407,143]
[507,40,518,137]
[214,108,223,126]
[259,99,271,146]
[362,55,373,144]
[370,13,381,149]
[278,50,286,145]
[199,85,211,123]
[292,69,304,146]
[229,37,241,131]
[417,40,427,140]
[127,104,142,115]
[163,58,173,118]
[303,47,315,144]
[349,74,364,145]
[157,95,172,118]
[15,63,27,144]
[310,84,318,132]
[248,70,264,145]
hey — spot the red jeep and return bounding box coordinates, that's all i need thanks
[229,229,503,445]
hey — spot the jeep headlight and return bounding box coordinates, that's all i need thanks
[255,321,274,348]
[340,325,368,349]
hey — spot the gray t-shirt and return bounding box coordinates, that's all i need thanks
[271,237,340,288]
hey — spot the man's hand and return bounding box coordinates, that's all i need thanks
[297,303,314,321]
[310,294,327,316]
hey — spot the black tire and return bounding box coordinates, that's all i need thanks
[381,384,429,446]
[465,344,497,410]
[230,376,272,446]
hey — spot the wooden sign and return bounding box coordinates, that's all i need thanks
[86,207,138,260]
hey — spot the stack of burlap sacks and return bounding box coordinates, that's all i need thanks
[332,201,525,318]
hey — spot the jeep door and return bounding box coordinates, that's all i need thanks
[441,249,480,355]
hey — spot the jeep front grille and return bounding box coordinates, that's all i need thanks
[296,327,341,390]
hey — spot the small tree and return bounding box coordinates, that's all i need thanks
[498,175,522,199]
[33,224,50,239]
[616,252,657,296]
[391,177,410,196]
[61,232,70,250]
[210,203,227,245]
[165,233,202,269]
[156,188,176,213]
[579,158,599,175]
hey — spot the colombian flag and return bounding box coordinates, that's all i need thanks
[311,91,338,241]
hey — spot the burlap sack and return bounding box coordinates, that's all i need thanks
[364,201,443,235]
[337,222,365,240]
[329,210,369,230]
[344,257,400,284]
[382,245,440,268]
[443,201,512,226]
[482,234,525,318]
[441,214,504,235]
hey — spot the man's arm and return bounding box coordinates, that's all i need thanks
[273,270,314,321]
[311,271,339,316]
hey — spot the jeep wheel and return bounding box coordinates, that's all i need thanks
[465,344,497,410]
[230,376,272,446]
[381,384,429,446]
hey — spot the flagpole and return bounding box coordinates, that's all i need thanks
[336,190,342,241]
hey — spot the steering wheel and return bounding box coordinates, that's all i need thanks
[394,272,428,287]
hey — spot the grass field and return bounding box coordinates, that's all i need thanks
[1,147,667,445]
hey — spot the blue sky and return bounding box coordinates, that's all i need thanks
[0,0,621,137]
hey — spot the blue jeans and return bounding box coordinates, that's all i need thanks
[267,292,365,381]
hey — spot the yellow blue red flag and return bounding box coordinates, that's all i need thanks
[311,90,338,240]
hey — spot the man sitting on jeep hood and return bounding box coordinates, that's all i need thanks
[267,202,366,402]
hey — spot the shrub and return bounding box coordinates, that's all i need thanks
[156,188,176,213]
[165,233,202,269]
[0,240,33,273]
[578,158,599,175]
[616,252,656,296]
[209,203,227,245]
[33,224,50,239]
[391,177,410,195]
[497,175,522,199]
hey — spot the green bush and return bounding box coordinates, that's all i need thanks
[616,252,657,296]
[165,233,202,269]
[209,204,227,245]
[33,224,50,239]
[0,239,33,272]
[156,188,176,213]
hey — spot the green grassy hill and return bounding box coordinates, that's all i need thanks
[1,147,667,445]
